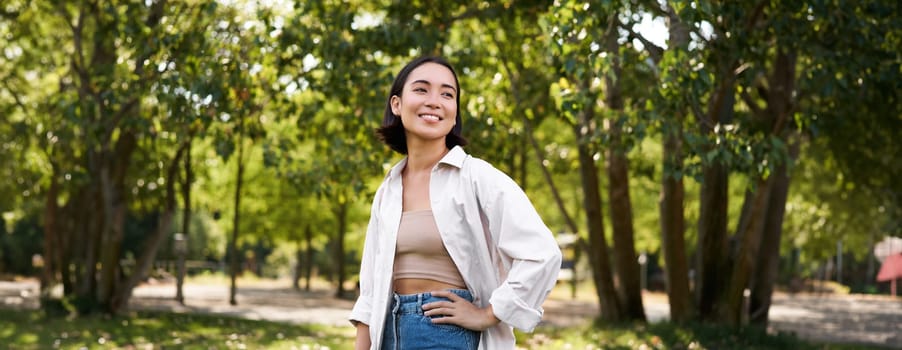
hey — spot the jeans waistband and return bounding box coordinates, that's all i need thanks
[390,289,473,315]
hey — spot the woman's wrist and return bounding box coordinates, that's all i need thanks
[482,305,501,330]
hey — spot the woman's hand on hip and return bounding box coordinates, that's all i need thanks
[422,290,500,331]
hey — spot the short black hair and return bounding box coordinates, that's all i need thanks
[376,56,467,154]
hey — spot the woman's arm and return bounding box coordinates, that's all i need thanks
[354,323,371,350]
[423,290,501,331]
[349,184,386,340]
[473,160,563,332]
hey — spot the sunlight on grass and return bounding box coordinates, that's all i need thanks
[548,278,600,302]
[0,305,879,350]
[516,323,878,350]
[0,308,354,350]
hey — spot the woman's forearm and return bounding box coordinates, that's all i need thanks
[354,323,371,350]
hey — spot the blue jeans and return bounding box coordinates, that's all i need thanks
[381,289,481,350]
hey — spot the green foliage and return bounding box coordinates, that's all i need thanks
[774,0,902,264]
[171,209,226,260]
[0,0,899,317]
[0,214,42,275]
[784,141,898,268]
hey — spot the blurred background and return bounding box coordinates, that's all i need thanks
[0,0,899,333]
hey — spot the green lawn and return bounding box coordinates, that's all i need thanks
[516,322,881,350]
[0,308,353,349]
[0,308,882,350]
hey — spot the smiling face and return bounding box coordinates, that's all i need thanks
[390,62,459,148]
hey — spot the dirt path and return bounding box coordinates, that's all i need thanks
[767,293,901,348]
[2,280,899,348]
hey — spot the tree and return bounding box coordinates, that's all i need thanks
[3,0,897,328]
[641,0,901,326]
[749,0,902,323]
[627,0,696,322]
[274,0,391,297]
[543,1,626,322]
[1,0,267,314]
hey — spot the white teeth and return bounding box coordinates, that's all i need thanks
[419,114,441,121]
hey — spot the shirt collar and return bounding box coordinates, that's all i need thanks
[439,145,467,168]
[387,146,468,180]
[387,157,406,180]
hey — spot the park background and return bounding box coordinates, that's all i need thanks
[0,0,900,348]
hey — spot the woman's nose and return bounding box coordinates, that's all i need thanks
[425,93,441,109]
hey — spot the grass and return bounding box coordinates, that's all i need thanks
[0,308,353,350]
[518,322,882,350]
[0,308,884,350]
[537,282,882,349]
[0,276,886,349]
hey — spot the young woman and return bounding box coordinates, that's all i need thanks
[349,56,562,350]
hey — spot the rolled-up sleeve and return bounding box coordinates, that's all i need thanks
[478,165,562,332]
[349,186,383,326]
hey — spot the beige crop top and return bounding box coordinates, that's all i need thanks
[392,210,466,288]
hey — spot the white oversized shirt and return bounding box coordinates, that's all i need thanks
[349,146,562,349]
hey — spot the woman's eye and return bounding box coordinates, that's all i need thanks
[413,87,427,93]
[442,92,455,98]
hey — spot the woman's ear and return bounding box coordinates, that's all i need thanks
[390,95,401,116]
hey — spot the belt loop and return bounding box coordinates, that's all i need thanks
[392,292,400,314]
[391,293,400,350]
[417,293,424,314]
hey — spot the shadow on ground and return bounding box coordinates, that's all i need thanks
[1,279,899,348]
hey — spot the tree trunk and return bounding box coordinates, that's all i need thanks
[603,17,645,319]
[97,129,137,312]
[229,136,245,306]
[0,217,4,271]
[183,139,193,235]
[660,125,693,322]
[305,224,313,291]
[696,162,730,320]
[42,165,61,295]
[111,142,189,312]
[58,192,77,295]
[177,140,192,305]
[88,0,124,313]
[695,78,736,321]
[574,105,622,321]
[86,189,103,301]
[748,49,798,326]
[97,163,125,309]
[293,238,302,290]
[334,200,349,298]
[749,142,794,325]
[606,130,646,321]
[658,2,694,323]
[74,184,100,307]
[719,176,774,327]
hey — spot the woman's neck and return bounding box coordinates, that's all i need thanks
[405,140,449,173]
